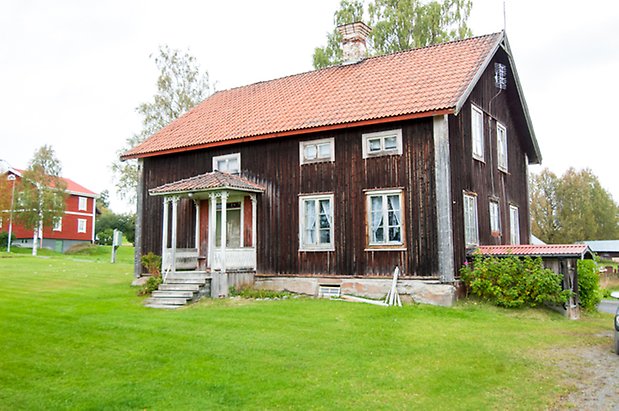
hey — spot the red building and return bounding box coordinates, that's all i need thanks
[1,168,97,252]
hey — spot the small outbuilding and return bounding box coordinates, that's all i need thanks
[470,244,595,319]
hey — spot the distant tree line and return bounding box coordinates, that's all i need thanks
[530,168,619,244]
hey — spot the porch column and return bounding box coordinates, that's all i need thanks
[251,194,257,270]
[161,197,169,270]
[208,193,217,269]
[220,191,228,273]
[219,191,229,298]
[193,199,200,251]
[170,196,179,273]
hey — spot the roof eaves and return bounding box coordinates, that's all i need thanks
[454,31,504,115]
[120,108,454,160]
[149,184,264,196]
[501,35,542,164]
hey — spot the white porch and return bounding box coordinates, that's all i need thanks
[149,171,265,298]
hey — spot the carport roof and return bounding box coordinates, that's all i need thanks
[471,244,594,259]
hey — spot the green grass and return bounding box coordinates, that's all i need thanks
[0,251,612,410]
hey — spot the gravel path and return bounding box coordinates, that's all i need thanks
[558,332,619,410]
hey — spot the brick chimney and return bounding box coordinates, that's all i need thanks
[337,22,372,64]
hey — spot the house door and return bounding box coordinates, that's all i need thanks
[215,202,242,248]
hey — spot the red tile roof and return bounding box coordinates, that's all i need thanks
[473,244,593,258]
[11,168,97,197]
[149,171,265,195]
[122,33,504,160]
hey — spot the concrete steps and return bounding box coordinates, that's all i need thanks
[144,271,211,309]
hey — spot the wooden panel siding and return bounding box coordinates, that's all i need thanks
[449,47,531,271]
[140,118,439,277]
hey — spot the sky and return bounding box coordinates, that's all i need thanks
[1,0,618,213]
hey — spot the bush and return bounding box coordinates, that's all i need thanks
[461,255,569,308]
[0,232,15,249]
[577,259,601,312]
[141,252,162,277]
[229,285,292,299]
[95,229,114,246]
[138,276,162,296]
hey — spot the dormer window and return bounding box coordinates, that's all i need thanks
[213,153,241,174]
[300,138,334,164]
[362,129,402,158]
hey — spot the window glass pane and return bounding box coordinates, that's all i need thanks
[304,144,317,160]
[368,138,381,152]
[317,143,331,158]
[217,160,227,171]
[388,227,401,242]
[319,229,330,244]
[384,136,397,150]
[228,158,239,172]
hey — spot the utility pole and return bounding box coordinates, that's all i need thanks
[7,174,16,253]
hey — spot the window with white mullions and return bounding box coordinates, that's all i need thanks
[213,153,241,174]
[362,129,403,158]
[300,138,334,164]
[368,191,402,245]
[471,104,484,161]
[299,194,333,250]
[463,193,479,247]
[489,200,500,234]
[509,205,520,245]
[497,122,508,172]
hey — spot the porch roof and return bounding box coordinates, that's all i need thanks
[149,171,265,196]
[470,244,594,259]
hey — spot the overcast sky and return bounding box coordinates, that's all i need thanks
[1,0,618,213]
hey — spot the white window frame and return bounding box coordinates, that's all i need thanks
[366,189,404,247]
[78,196,88,211]
[497,122,508,172]
[300,138,335,164]
[53,217,62,232]
[77,218,87,234]
[509,205,520,245]
[213,153,241,174]
[299,194,334,251]
[463,193,479,247]
[471,104,484,161]
[489,200,500,235]
[362,129,403,159]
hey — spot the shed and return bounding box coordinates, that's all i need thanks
[469,244,595,319]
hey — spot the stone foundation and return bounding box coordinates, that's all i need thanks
[255,276,456,307]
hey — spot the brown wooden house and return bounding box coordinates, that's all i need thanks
[122,25,541,306]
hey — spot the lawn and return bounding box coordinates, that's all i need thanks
[0,248,612,410]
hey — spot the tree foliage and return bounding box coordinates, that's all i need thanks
[113,46,212,203]
[313,0,473,69]
[96,211,136,244]
[530,168,619,244]
[15,146,67,255]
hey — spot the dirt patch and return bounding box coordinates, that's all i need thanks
[553,331,619,410]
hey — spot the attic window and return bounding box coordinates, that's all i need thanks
[362,129,402,158]
[300,138,334,164]
[213,153,241,174]
[494,63,507,90]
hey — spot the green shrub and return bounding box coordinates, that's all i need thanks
[576,259,601,312]
[229,285,292,299]
[0,232,15,248]
[138,276,162,296]
[141,252,162,277]
[461,255,569,308]
[96,229,114,246]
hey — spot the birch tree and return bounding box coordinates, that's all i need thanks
[16,145,67,256]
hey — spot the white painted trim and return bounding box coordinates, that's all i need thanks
[364,248,407,252]
[471,104,484,161]
[78,196,88,211]
[509,204,520,245]
[52,217,62,232]
[77,218,87,233]
[489,200,500,233]
[220,191,228,272]
[213,153,241,174]
[365,189,404,247]
[362,129,403,159]
[299,193,335,251]
[91,197,96,242]
[463,192,479,247]
[496,122,508,173]
[299,137,335,164]
[64,210,94,217]
[161,198,169,268]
